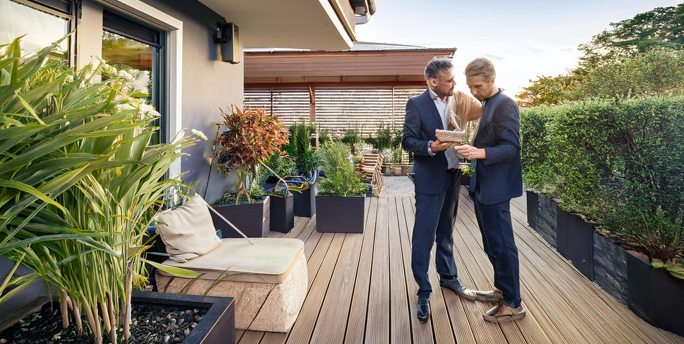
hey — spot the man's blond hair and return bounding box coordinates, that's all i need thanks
[464,58,496,82]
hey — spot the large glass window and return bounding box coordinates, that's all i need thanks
[102,10,165,144]
[0,0,71,57]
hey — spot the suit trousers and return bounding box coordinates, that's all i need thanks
[412,172,460,299]
[473,192,522,308]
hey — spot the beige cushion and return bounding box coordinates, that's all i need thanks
[159,238,304,284]
[155,195,221,262]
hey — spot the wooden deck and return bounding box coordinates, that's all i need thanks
[236,187,684,344]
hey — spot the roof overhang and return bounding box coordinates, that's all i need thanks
[197,0,365,50]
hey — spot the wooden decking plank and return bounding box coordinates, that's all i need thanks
[309,231,364,344]
[400,197,455,344]
[387,198,412,344]
[235,330,245,343]
[452,217,553,344]
[239,330,264,344]
[662,330,684,344]
[398,197,436,344]
[285,233,347,344]
[345,197,380,344]
[365,197,391,344]
[267,216,309,239]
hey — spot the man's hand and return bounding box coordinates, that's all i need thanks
[431,139,459,153]
[455,144,486,160]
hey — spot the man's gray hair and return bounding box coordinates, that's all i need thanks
[424,57,453,82]
[464,57,496,82]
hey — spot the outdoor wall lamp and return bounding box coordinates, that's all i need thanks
[214,23,240,64]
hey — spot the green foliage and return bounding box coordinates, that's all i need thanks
[261,153,296,180]
[341,128,361,154]
[520,96,684,262]
[0,35,203,342]
[318,142,367,197]
[285,122,320,175]
[375,125,393,151]
[392,129,403,149]
[318,129,332,146]
[517,74,581,107]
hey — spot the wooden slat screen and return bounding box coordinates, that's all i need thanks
[244,86,426,135]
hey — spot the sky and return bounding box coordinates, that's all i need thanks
[355,0,683,99]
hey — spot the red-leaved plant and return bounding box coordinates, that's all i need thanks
[214,105,289,204]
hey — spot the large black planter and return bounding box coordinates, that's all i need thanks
[0,291,235,344]
[293,183,316,217]
[626,251,684,336]
[555,205,571,259]
[535,194,557,248]
[211,196,270,238]
[525,191,538,229]
[556,206,594,280]
[316,195,366,233]
[0,257,56,317]
[270,194,294,233]
[592,233,628,305]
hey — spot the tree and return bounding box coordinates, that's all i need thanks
[516,74,579,107]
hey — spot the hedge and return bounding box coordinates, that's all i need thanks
[520,96,684,261]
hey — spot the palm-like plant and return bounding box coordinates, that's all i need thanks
[0,36,202,343]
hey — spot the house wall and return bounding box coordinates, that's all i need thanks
[139,0,243,202]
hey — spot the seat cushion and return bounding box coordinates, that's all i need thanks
[154,195,221,262]
[159,238,304,284]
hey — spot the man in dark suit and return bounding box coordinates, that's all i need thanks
[402,58,485,323]
[455,57,527,322]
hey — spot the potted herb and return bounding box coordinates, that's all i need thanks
[285,122,320,217]
[316,142,368,233]
[212,106,289,238]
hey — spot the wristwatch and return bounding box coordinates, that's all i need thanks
[427,140,435,156]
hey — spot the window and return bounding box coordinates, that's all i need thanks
[102,10,166,144]
[0,0,72,58]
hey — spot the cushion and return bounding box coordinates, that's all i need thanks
[159,238,304,284]
[155,195,221,262]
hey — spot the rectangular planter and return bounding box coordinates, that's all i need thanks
[211,196,270,238]
[0,291,236,344]
[460,174,470,186]
[316,195,366,233]
[270,194,294,233]
[535,194,557,248]
[627,251,684,336]
[556,205,571,259]
[592,233,628,305]
[566,213,594,280]
[293,183,316,217]
[525,191,538,230]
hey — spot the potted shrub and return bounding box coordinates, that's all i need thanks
[316,142,368,233]
[460,163,473,186]
[259,153,297,233]
[212,106,289,238]
[285,122,320,217]
[0,36,220,344]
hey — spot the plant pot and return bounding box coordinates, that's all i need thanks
[593,233,628,305]
[535,194,557,248]
[270,194,294,233]
[0,291,236,344]
[0,257,56,317]
[555,205,571,259]
[316,195,366,233]
[392,166,402,175]
[211,196,270,238]
[460,174,470,186]
[525,190,538,230]
[400,164,409,175]
[566,212,594,280]
[626,251,684,336]
[407,164,414,174]
[293,183,316,217]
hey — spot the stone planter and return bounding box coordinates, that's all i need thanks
[626,251,684,336]
[525,190,538,229]
[316,195,366,233]
[293,183,316,218]
[0,291,236,344]
[270,194,294,233]
[593,233,628,305]
[211,196,270,238]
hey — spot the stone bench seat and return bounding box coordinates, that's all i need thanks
[155,238,307,333]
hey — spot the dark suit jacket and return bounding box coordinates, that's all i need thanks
[470,90,523,205]
[402,90,449,195]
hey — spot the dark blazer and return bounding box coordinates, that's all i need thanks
[402,90,449,195]
[470,90,523,205]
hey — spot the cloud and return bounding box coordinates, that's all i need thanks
[485,54,504,61]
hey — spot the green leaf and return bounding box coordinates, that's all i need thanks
[142,259,202,279]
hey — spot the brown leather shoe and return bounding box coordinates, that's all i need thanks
[474,289,503,302]
[483,301,526,323]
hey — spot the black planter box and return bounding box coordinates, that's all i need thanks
[555,205,571,259]
[626,250,684,336]
[566,212,594,280]
[526,191,538,229]
[316,195,366,233]
[0,291,235,344]
[293,183,316,217]
[460,174,470,186]
[592,233,628,305]
[211,197,270,238]
[270,194,294,233]
[535,194,557,248]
